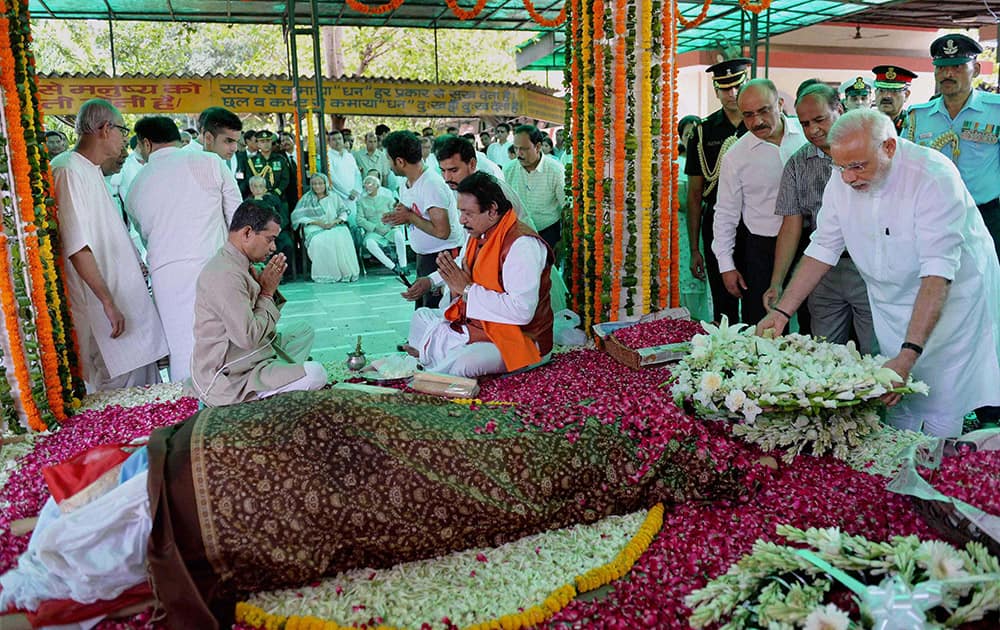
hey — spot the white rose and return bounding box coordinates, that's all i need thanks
[724,389,747,413]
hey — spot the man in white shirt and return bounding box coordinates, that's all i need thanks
[326,130,362,211]
[486,122,513,166]
[403,172,553,377]
[758,108,1000,437]
[503,125,566,254]
[382,130,464,309]
[125,116,242,383]
[421,135,440,174]
[51,99,168,392]
[436,134,504,184]
[713,78,808,325]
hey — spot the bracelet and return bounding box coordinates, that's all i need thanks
[901,341,923,356]
[773,306,793,320]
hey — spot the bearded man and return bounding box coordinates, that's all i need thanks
[758,108,1000,437]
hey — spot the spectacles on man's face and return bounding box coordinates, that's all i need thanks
[109,123,130,137]
[832,139,890,174]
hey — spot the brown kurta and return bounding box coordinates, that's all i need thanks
[185,242,308,406]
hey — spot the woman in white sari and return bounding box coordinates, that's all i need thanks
[291,174,360,283]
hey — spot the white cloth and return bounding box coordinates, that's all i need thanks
[292,193,360,282]
[257,360,328,398]
[327,148,362,204]
[117,151,144,208]
[52,151,168,387]
[412,234,548,376]
[425,153,440,174]
[0,472,150,612]
[487,141,513,166]
[712,116,808,272]
[475,151,504,180]
[124,146,241,382]
[805,139,1000,436]
[397,167,465,254]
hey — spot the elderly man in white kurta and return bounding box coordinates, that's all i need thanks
[51,99,168,391]
[125,116,242,382]
[758,109,1000,437]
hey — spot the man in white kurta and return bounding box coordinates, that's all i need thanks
[759,109,1000,437]
[404,172,553,377]
[125,116,242,382]
[51,99,168,391]
[326,130,362,212]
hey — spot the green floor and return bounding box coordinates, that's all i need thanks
[278,266,415,366]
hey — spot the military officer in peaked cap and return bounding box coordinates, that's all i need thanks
[906,33,1000,255]
[906,32,1000,425]
[872,64,917,134]
[840,76,873,111]
[685,57,752,324]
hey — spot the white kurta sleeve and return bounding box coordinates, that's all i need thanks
[53,166,92,258]
[465,236,547,325]
[804,179,847,266]
[711,151,742,273]
[914,165,966,281]
[220,160,242,228]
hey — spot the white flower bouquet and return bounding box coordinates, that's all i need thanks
[669,318,929,462]
[687,525,1000,629]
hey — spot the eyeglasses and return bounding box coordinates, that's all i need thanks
[832,140,890,174]
[109,123,130,137]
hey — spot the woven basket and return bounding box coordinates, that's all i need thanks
[592,308,691,370]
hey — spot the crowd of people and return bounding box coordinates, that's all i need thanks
[44,97,568,404]
[680,32,1000,437]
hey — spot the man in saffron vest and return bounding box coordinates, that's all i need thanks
[404,172,554,377]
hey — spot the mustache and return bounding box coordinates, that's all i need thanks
[753,123,771,132]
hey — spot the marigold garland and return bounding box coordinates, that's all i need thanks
[677,0,713,29]
[622,0,638,316]
[610,3,626,317]
[235,504,666,630]
[648,0,663,308]
[591,0,606,324]
[738,0,771,14]
[668,11,680,307]
[580,0,593,325]
[0,13,49,432]
[444,0,489,20]
[523,0,568,28]
[638,0,653,315]
[344,0,406,16]
[566,0,583,314]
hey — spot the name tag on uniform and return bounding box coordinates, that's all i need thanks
[918,132,934,140]
[236,172,244,179]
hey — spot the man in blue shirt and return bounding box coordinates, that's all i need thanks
[906,33,1000,256]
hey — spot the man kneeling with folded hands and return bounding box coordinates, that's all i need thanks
[403,172,554,377]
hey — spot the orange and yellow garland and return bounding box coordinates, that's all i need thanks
[444,0,489,20]
[739,0,771,15]
[591,0,606,323]
[678,0,712,29]
[609,0,627,317]
[344,0,406,16]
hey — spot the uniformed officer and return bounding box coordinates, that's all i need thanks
[839,76,873,111]
[872,65,917,134]
[245,130,291,203]
[685,57,751,323]
[906,33,1000,255]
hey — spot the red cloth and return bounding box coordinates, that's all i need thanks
[1,583,152,628]
[41,443,131,504]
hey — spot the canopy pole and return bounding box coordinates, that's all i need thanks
[434,27,440,83]
[107,15,117,77]
[311,0,329,177]
[287,1,308,186]
[748,11,759,78]
[764,7,771,79]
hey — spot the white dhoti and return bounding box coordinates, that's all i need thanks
[151,261,203,382]
[257,360,328,398]
[408,307,506,377]
[364,227,408,270]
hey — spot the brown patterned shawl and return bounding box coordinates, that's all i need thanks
[147,389,746,629]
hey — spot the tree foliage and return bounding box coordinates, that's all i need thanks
[31,19,533,85]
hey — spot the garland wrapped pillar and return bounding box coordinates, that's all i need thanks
[566,0,680,329]
[0,0,84,433]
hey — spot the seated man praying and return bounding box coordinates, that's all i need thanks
[404,172,554,377]
[187,200,327,406]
